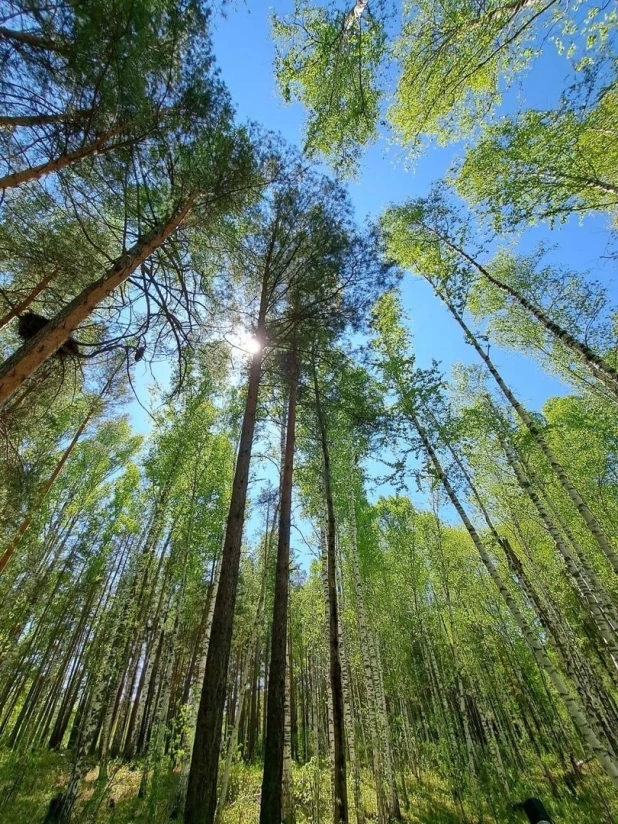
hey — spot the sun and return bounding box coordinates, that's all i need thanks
[231,325,262,355]
[245,336,262,354]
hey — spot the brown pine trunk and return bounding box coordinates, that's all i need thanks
[184,271,270,824]
[0,119,146,190]
[0,26,69,53]
[0,110,94,130]
[0,196,195,407]
[260,341,298,824]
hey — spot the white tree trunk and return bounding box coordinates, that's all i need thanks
[410,407,618,789]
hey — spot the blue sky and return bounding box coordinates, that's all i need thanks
[208,1,617,416]
[128,1,617,557]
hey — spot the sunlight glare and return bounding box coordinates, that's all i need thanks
[246,336,262,354]
[232,325,262,355]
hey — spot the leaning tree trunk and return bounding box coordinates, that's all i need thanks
[0,195,195,408]
[435,287,618,575]
[497,434,618,670]
[424,221,618,398]
[260,340,298,824]
[313,360,349,824]
[443,427,618,682]
[0,118,147,190]
[184,265,269,824]
[406,402,618,789]
[0,109,93,130]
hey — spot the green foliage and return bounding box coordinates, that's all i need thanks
[457,89,618,228]
[272,0,386,174]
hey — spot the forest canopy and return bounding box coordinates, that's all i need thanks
[1,1,618,824]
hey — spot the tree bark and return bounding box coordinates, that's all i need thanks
[172,558,220,819]
[338,609,364,824]
[0,110,93,130]
[347,479,388,824]
[0,26,69,54]
[184,268,270,824]
[0,197,195,408]
[0,119,147,190]
[0,271,56,330]
[260,340,298,824]
[215,526,270,822]
[282,622,296,824]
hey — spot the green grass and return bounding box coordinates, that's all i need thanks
[1,748,617,824]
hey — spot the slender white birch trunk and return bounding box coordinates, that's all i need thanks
[282,625,296,824]
[347,487,388,824]
[409,406,618,789]
[501,436,618,670]
[339,610,364,824]
[321,535,337,806]
[437,290,618,574]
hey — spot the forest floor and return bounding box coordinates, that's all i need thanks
[0,748,613,824]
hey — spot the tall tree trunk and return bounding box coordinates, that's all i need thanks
[215,523,271,822]
[347,480,388,824]
[338,609,364,824]
[260,340,298,824]
[497,433,618,668]
[184,263,270,824]
[321,543,337,805]
[282,621,296,824]
[0,110,93,129]
[171,558,220,819]
[0,26,69,53]
[0,196,195,408]
[372,636,401,820]
[313,359,348,824]
[432,502,478,803]
[0,119,147,190]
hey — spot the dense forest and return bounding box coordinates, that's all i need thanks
[1,1,618,823]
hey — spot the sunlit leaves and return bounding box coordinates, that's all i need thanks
[273,0,386,175]
[457,89,618,228]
